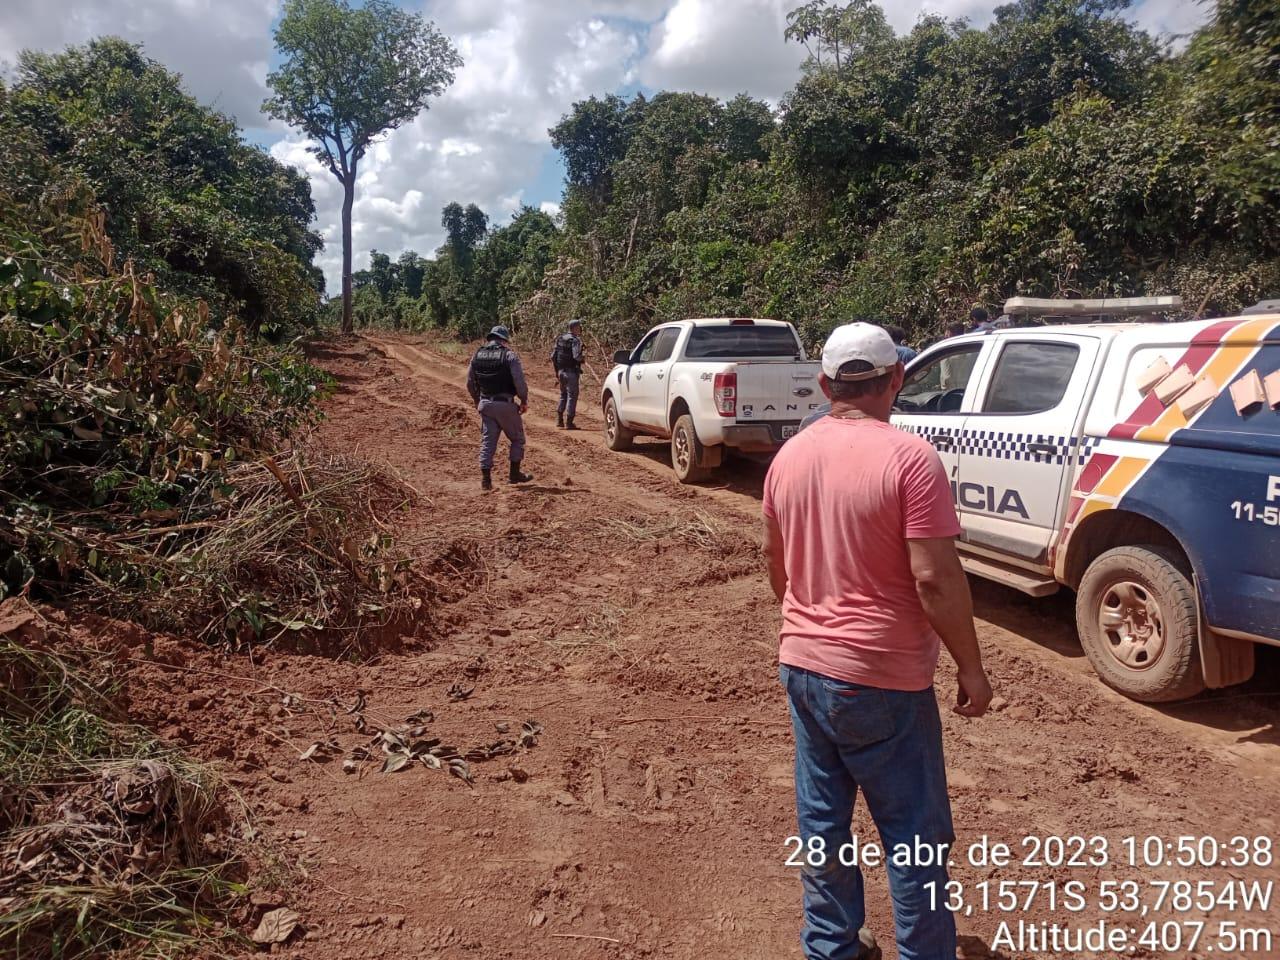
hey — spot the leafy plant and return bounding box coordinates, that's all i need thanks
[403,0,1277,353]
[264,0,462,332]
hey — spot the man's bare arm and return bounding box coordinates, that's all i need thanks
[763,513,787,602]
[908,537,993,717]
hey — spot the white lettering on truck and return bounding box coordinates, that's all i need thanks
[1269,475,1280,502]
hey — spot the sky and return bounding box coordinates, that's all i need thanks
[0,0,1212,294]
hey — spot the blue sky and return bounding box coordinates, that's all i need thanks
[0,0,1212,292]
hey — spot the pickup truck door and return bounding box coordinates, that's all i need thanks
[956,335,1100,566]
[891,340,991,512]
[623,326,682,430]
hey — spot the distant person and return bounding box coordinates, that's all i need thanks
[884,324,917,365]
[967,305,993,333]
[763,322,993,960]
[799,401,830,433]
[800,322,917,432]
[551,319,585,430]
[466,325,533,490]
[939,319,972,391]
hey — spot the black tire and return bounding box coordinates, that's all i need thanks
[1075,544,1205,702]
[603,395,634,451]
[671,414,712,483]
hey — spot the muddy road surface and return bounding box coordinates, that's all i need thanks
[127,334,1280,959]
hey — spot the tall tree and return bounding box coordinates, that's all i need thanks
[367,249,398,300]
[264,0,461,332]
[441,202,490,263]
[549,94,638,214]
[397,250,426,299]
[785,0,894,71]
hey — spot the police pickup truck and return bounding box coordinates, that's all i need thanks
[893,297,1280,702]
[601,318,821,482]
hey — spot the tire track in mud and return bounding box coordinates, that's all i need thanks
[369,335,775,518]
[368,333,1280,784]
[184,333,1280,960]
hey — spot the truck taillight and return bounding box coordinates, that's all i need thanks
[713,372,737,417]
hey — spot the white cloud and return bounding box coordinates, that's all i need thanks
[0,0,279,124]
[539,200,562,218]
[639,0,804,103]
[1128,0,1212,42]
[272,1,644,289]
[899,0,1209,38]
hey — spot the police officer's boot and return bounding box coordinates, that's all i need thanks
[481,468,492,491]
[508,461,533,484]
[564,417,578,431]
[556,413,564,428]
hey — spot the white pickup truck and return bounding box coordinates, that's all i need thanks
[891,297,1280,702]
[600,318,821,482]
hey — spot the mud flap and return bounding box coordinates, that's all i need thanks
[698,444,723,469]
[1196,584,1255,689]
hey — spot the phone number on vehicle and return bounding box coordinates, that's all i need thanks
[925,878,1274,917]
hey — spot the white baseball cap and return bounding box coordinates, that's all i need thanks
[821,322,899,380]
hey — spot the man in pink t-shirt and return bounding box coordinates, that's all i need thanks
[763,322,993,960]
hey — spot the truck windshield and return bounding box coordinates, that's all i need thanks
[683,325,801,359]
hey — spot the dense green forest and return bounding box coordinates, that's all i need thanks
[3,38,326,334]
[363,0,1278,349]
[0,39,330,602]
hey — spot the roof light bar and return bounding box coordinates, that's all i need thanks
[1003,296,1182,319]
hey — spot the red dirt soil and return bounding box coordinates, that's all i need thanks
[110,333,1280,959]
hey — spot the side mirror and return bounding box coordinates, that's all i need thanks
[613,350,633,365]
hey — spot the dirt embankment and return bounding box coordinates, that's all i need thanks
[107,333,1280,959]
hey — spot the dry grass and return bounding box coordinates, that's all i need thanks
[546,603,629,657]
[40,449,433,647]
[0,605,238,958]
[424,338,469,359]
[602,510,753,554]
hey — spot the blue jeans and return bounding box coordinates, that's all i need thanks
[557,369,580,420]
[781,664,956,960]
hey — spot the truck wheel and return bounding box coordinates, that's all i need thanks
[671,414,712,484]
[1075,545,1205,702]
[603,396,634,451]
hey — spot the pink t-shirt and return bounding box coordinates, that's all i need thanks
[762,416,961,691]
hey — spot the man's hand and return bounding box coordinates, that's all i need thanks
[954,665,993,718]
[908,537,992,719]
[519,402,528,414]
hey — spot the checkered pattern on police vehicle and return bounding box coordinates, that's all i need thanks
[897,424,1103,466]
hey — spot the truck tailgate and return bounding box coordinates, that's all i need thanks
[734,361,823,432]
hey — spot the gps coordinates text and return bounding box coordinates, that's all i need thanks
[783,833,1276,956]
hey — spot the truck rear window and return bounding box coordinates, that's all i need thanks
[683,325,802,359]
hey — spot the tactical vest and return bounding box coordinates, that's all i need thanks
[471,342,516,397]
[553,333,580,371]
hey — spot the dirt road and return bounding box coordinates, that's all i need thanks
[125,334,1280,959]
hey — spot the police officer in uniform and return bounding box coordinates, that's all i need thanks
[466,325,533,490]
[551,319,584,430]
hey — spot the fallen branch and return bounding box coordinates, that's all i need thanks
[616,715,790,727]
[551,933,622,944]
